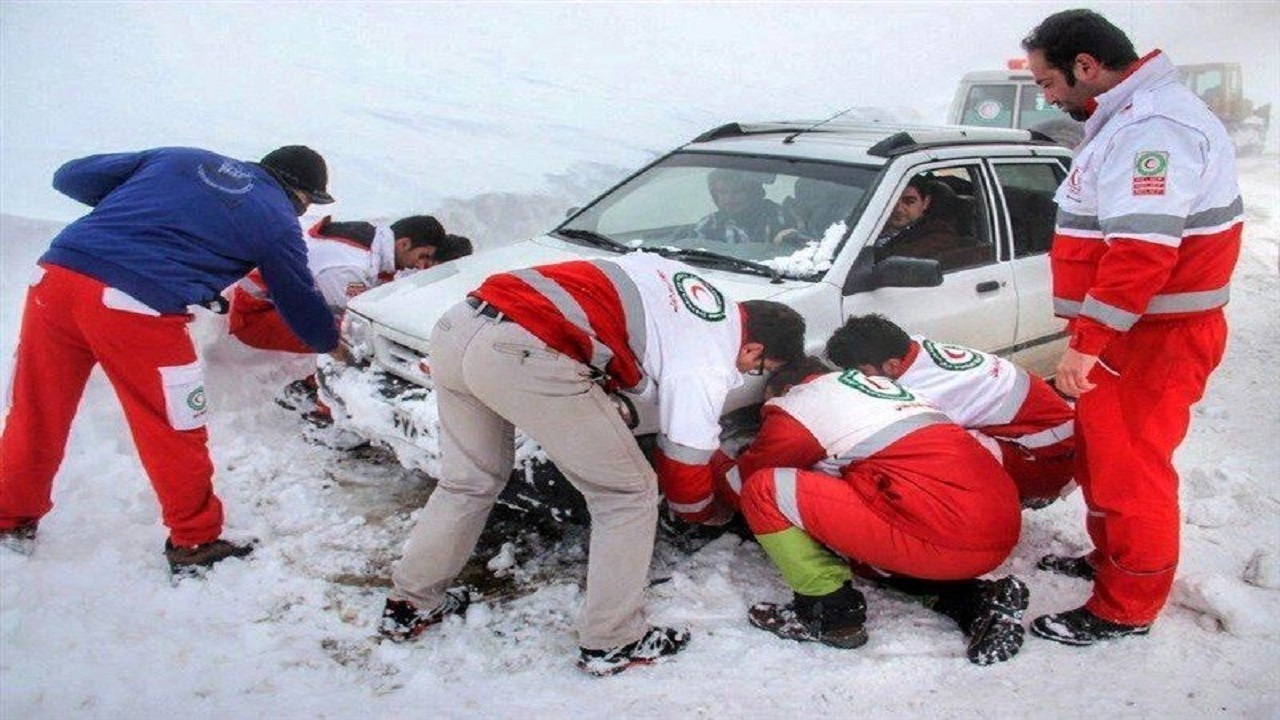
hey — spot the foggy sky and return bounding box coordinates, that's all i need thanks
[2,1,1276,222]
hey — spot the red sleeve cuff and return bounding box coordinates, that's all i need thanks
[1070,317,1118,357]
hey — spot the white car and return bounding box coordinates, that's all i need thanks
[321,121,1071,514]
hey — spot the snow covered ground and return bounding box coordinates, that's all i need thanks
[2,3,1279,718]
[0,157,1275,718]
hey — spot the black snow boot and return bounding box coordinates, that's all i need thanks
[964,576,1030,665]
[1037,553,1097,581]
[165,538,256,578]
[0,520,38,556]
[378,588,470,642]
[275,376,320,414]
[748,581,869,649]
[1031,606,1150,646]
[577,626,691,677]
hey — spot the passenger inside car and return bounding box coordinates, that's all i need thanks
[875,175,989,271]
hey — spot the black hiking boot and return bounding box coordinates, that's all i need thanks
[275,376,320,414]
[748,581,869,649]
[1031,606,1150,646]
[965,575,1030,665]
[0,520,39,556]
[577,626,691,677]
[1037,553,1097,581]
[165,538,256,578]
[378,588,470,642]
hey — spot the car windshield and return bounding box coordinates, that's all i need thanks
[557,152,880,279]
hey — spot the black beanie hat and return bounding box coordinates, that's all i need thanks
[259,145,334,204]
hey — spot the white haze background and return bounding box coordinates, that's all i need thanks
[1,2,1278,718]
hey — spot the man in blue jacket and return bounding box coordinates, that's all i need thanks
[0,145,339,577]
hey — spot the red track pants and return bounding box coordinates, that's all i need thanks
[227,286,314,354]
[741,467,1011,582]
[1077,311,1227,625]
[0,265,223,545]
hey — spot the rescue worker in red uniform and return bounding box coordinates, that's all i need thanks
[1022,10,1244,645]
[229,214,458,355]
[377,252,805,677]
[715,358,1029,665]
[0,146,340,576]
[826,314,1075,506]
[228,216,466,437]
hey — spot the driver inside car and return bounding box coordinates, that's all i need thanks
[694,169,799,245]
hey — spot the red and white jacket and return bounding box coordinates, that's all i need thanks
[895,337,1073,461]
[474,252,747,522]
[235,217,399,317]
[1051,50,1243,356]
[718,372,1020,551]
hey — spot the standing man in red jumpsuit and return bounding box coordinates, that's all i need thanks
[1022,10,1244,645]
[0,146,340,577]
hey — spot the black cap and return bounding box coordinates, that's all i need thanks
[259,145,334,204]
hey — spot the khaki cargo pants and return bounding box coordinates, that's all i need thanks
[390,299,659,650]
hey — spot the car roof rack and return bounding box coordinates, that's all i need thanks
[691,122,1059,153]
[866,129,1056,157]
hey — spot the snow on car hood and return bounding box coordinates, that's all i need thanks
[345,234,804,347]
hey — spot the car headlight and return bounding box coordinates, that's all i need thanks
[340,311,375,365]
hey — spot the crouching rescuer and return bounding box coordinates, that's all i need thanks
[711,358,1029,665]
[377,252,805,677]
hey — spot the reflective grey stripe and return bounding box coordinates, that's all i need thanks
[657,434,715,464]
[1081,296,1140,331]
[1147,287,1230,314]
[989,368,1031,425]
[1186,196,1243,230]
[591,260,647,372]
[832,411,951,464]
[1053,298,1082,318]
[1100,213,1186,240]
[772,468,804,530]
[510,268,614,371]
[725,465,743,495]
[1005,419,1074,449]
[1056,209,1101,232]
[669,497,713,514]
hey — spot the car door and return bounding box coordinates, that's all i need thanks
[987,157,1071,377]
[840,159,1018,354]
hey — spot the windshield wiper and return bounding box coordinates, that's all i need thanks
[557,228,632,254]
[649,247,783,284]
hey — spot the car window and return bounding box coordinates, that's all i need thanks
[1017,85,1070,130]
[559,152,879,278]
[993,162,1066,257]
[960,84,1016,128]
[874,165,995,273]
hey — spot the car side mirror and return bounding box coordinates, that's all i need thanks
[843,251,943,294]
[564,207,581,218]
[873,256,944,288]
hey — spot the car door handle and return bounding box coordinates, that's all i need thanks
[975,280,1001,293]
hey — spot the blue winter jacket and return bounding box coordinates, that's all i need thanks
[41,147,338,352]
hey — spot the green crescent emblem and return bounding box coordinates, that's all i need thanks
[837,370,915,400]
[673,271,726,322]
